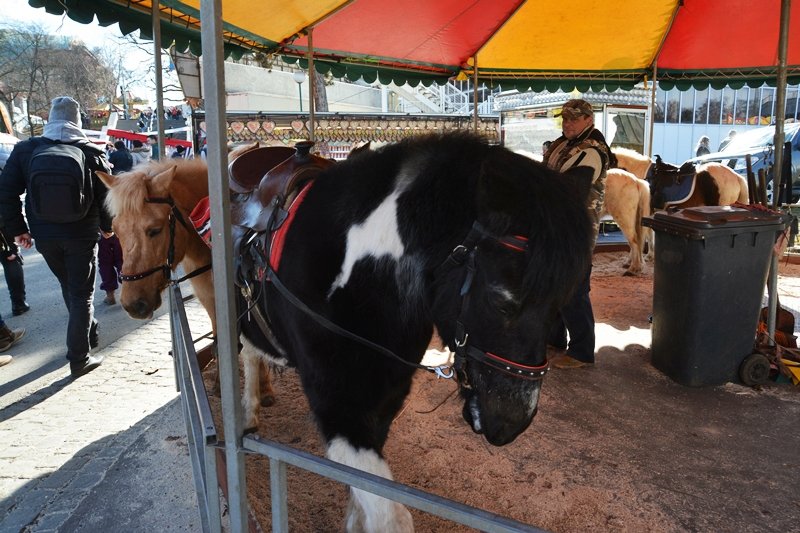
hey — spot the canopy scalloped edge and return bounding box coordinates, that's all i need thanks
[657,68,800,91]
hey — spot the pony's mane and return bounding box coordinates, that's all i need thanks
[105,158,208,217]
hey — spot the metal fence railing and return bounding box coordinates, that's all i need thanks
[169,284,221,533]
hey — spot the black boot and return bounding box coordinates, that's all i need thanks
[12,302,30,316]
[70,354,104,378]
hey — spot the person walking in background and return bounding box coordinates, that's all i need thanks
[147,135,159,161]
[718,129,737,151]
[0,96,113,378]
[130,139,151,167]
[108,140,133,175]
[695,135,711,157]
[0,217,29,316]
[543,99,614,369]
[171,144,186,159]
[98,231,123,305]
[98,141,130,305]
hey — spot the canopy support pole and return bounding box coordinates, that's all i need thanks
[152,0,165,159]
[647,62,657,158]
[767,0,792,344]
[308,27,316,142]
[199,1,249,532]
[473,55,478,133]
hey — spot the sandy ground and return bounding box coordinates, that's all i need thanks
[205,251,800,532]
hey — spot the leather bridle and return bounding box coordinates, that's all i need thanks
[119,196,211,285]
[442,222,550,387]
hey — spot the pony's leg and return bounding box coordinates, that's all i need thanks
[644,227,655,261]
[624,241,643,276]
[240,336,263,432]
[258,359,275,407]
[327,437,414,533]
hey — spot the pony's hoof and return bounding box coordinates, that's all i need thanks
[623,270,639,277]
[243,425,259,435]
[260,394,276,408]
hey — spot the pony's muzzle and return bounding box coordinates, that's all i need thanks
[124,297,157,319]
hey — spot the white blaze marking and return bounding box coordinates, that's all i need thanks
[329,191,405,295]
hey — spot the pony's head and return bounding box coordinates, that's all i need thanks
[97,160,207,319]
[433,148,594,446]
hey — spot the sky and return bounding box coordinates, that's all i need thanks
[2,0,178,103]
[3,0,126,50]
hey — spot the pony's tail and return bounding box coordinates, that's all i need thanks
[638,179,653,256]
[737,175,750,204]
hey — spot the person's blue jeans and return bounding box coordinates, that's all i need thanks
[549,264,595,364]
[35,238,99,363]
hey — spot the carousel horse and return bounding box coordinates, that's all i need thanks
[97,157,277,417]
[232,133,594,531]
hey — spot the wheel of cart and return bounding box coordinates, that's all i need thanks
[739,353,771,386]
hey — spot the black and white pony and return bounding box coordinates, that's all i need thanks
[238,133,593,531]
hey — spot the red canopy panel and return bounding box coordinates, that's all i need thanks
[289,0,524,70]
[659,0,800,71]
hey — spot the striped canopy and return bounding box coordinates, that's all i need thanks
[29,0,799,91]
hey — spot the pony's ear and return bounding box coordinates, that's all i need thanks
[348,142,371,159]
[96,171,117,189]
[561,166,593,205]
[148,166,178,196]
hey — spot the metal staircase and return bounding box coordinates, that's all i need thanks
[393,80,499,115]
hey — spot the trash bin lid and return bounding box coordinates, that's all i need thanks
[642,205,788,238]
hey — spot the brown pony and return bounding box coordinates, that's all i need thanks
[97,157,275,430]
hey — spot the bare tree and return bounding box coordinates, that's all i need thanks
[0,21,121,135]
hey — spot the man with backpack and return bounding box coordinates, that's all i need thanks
[0,96,113,378]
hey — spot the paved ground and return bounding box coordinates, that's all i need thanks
[0,299,212,533]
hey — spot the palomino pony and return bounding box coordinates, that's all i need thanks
[97,159,276,424]
[234,133,594,531]
[601,169,651,276]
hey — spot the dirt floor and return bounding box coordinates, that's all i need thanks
[205,251,800,532]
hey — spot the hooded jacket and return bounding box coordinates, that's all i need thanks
[0,120,112,240]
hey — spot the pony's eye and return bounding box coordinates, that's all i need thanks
[146,227,163,238]
[489,292,517,316]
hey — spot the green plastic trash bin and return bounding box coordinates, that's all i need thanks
[642,206,788,386]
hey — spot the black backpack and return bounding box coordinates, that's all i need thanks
[28,139,94,223]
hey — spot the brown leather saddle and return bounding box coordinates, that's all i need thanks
[230,141,334,292]
[229,141,334,232]
[651,155,696,184]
